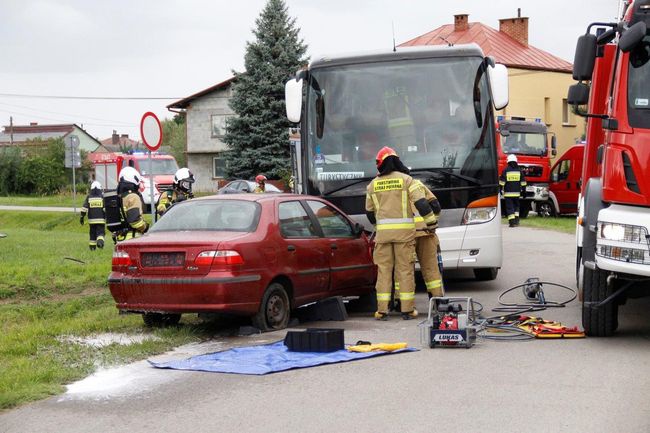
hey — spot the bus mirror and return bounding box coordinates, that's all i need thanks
[285,79,303,123]
[573,34,597,80]
[620,21,647,53]
[568,83,590,105]
[488,63,509,110]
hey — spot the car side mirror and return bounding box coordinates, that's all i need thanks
[353,222,364,237]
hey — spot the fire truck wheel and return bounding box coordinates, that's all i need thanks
[582,267,618,336]
[537,201,556,218]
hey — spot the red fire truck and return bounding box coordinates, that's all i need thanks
[569,0,650,336]
[90,151,178,209]
[496,117,556,218]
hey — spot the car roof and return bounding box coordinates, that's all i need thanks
[193,193,321,204]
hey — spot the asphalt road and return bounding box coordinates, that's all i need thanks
[2,226,649,433]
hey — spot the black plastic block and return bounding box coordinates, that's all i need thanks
[294,296,348,323]
[284,328,345,352]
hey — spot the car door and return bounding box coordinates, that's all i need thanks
[305,200,375,295]
[549,158,576,214]
[277,200,330,305]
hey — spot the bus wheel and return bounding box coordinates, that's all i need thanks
[582,267,618,336]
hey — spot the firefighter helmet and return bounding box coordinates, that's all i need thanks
[375,146,398,167]
[90,181,102,190]
[119,166,141,186]
[507,154,518,164]
[174,167,195,193]
[255,174,267,183]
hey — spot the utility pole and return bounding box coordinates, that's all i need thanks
[9,116,13,145]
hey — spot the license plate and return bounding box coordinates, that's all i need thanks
[141,252,185,267]
[526,185,535,192]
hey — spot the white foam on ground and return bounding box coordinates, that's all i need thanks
[60,333,160,348]
[59,340,226,401]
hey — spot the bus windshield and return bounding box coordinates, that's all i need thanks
[305,56,497,207]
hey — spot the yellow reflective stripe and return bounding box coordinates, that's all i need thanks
[498,181,505,186]
[371,193,379,212]
[504,192,520,197]
[414,216,424,223]
[88,218,105,224]
[402,191,408,219]
[395,282,400,290]
[425,280,442,290]
[408,183,421,193]
[506,172,520,181]
[97,236,105,241]
[399,291,415,301]
[423,213,437,224]
[507,214,516,220]
[376,293,392,301]
[521,181,527,186]
[376,223,416,230]
[131,220,146,229]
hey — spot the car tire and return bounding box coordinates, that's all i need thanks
[473,267,498,281]
[582,267,618,337]
[252,282,290,331]
[142,312,181,327]
[537,201,555,218]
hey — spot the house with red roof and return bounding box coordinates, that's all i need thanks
[400,11,585,155]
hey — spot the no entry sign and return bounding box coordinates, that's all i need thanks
[140,112,162,151]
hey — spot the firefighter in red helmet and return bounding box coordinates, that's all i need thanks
[365,146,438,320]
[254,174,267,193]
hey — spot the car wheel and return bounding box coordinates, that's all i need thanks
[582,267,618,336]
[473,267,498,281]
[142,312,181,327]
[537,201,555,218]
[252,282,290,331]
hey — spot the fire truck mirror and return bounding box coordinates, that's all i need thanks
[568,83,590,106]
[619,21,647,53]
[551,135,557,150]
[573,34,597,81]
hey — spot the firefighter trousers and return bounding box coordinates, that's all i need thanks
[504,197,520,220]
[416,234,443,297]
[374,240,416,314]
[88,223,106,249]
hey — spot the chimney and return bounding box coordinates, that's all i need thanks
[121,134,129,139]
[112,130,119,145]
[499,9,529,46]
[454,14,469,32]
[30,122,38,126]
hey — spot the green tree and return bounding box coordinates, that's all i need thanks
[223,0,307,180]
[0,147,21,195]
[162,114,187,166]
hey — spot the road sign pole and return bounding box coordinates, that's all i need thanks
[149,151,155,221]
[72,151,77,214]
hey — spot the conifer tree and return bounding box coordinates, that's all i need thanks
[224,0,308,180]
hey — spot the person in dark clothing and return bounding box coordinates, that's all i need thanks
[499,154,527,227]
[80,181,106,250]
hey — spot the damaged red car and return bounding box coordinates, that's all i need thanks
[108,194,376,330]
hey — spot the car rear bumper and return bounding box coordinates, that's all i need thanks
[108,272,263,315]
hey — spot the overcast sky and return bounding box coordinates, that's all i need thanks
[0,0,619,141]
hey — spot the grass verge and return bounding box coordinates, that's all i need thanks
[0,194,84,208]
[503,214,577,234]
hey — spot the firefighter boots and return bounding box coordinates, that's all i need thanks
[374,311,389,321]
[402,309,418,320]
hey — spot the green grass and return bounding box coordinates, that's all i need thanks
[0,210,206,410]
[0,194,84,208]
[503,214,577,234]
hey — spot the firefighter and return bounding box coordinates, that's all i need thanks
[253,174,267,193]
[156,167,195,217]
[500,154,527,227]
[80,181,106,250]
[394,179,444,305]
[116,166,149,241]
[366,146,438,320]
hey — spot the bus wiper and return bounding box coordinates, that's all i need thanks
[410,168,482,186]
[322,177,374,195]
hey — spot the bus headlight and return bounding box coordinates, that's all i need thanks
[462,207,497,225]
[462,195,499,225]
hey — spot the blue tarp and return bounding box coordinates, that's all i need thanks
[149,341,418,375]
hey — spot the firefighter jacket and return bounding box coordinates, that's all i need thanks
[365,171,436,244]
[81,191,105,225]
[499,164,527,198]
[253,185,265,193]
[122,192,148,234]
[156,189,192,216]
[410,179,440,238]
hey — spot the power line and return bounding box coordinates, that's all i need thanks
[0,92,181,100]
[0,108,138,129]
[0,101,135,126]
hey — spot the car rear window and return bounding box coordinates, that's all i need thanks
[150,200,261,232]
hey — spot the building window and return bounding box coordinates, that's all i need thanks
[562,98,574,125]
[211,114,233,138]
[544,97,551,125]
[213,155,228,178]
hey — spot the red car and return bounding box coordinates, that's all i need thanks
[109,194,376,330]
